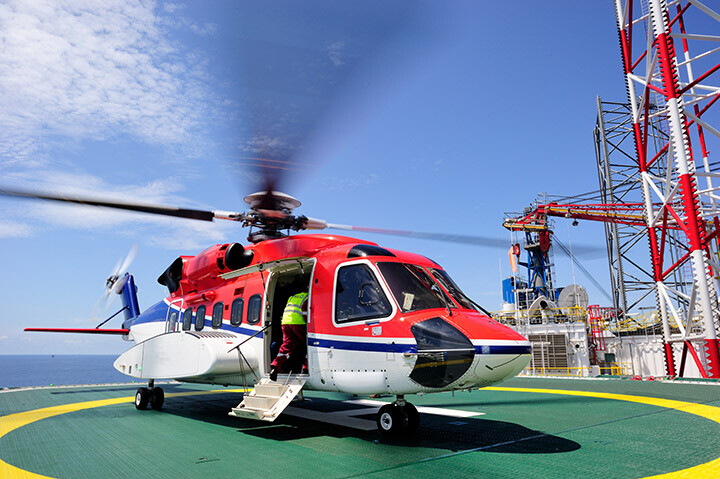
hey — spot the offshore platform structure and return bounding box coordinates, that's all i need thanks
[500,1,720,379]
[501,204,604,375]
[608,0,720,378]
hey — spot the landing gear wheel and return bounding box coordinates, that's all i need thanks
[377,404,401,436]
[403,403,420,434]
[150,387,164,410]
[135,387,150,410]
[376,402,420,436]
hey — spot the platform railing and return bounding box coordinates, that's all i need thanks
[491,305,588,326]
[520,362,631,377]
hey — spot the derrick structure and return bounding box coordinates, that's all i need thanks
[613,0,720,377]
[594,99,693,336]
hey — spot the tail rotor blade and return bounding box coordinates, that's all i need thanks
[116,245,138,279]
[91,246,137,322]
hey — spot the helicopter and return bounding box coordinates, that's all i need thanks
[1,185,532,436]
[0,1,534,437]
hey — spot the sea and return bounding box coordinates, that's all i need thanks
[0,355,136,389]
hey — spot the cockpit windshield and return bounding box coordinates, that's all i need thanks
[429,268,477,310]
[377,262,454,313]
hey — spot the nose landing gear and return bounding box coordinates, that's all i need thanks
[376,396,419,436]
[135,379,164,410]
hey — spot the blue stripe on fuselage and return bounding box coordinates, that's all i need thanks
[309,338,531,355]
[474,345,532,355]
[130,301,264,338]
[309,338,416,354]
[131,302,530,355]
[131,301,168,325]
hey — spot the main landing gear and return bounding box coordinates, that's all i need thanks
[135,379,164,410]
[376,396,419,437]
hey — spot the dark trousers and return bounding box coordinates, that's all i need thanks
[271,324,307,373]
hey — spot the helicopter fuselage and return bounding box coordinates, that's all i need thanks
[114,234,531,396]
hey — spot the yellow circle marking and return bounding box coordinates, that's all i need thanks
[1,386,719,478]
[0,389,246,479]
[485,387,720,478]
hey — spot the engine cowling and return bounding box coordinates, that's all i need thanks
[158,243,254,294]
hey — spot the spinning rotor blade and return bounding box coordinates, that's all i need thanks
[113,244,138,283]
[0,187,244,222]
[318,222,603,256]
[323,223,509,248]
[232,2,433,198]
[92,245,138,322]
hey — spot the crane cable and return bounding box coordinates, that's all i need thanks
[552,236,614,303]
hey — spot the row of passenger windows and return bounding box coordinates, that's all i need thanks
[168,294,262,332]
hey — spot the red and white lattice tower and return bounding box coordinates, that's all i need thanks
[614,0,720,377]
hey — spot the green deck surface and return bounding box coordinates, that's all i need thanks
[2,377,719,479]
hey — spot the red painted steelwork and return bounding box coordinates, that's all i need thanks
[24,328,130,335]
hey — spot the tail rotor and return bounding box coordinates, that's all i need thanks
[92,245,138,322]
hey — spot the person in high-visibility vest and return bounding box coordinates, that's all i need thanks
[269,291,308,381]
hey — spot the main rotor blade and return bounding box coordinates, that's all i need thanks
[322,222,604,256]
[0,187,243,222]
[324,223,509,248]
[232,2,433,194]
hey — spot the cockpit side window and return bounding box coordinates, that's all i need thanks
[335,263,391,323]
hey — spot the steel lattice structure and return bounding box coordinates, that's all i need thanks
[614,0,720,377]
[594,98,693,335]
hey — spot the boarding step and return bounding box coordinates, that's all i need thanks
[228,376,306,422]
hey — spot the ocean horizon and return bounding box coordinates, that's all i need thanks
[0,355,138,389]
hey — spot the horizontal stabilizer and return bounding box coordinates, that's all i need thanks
[25,328,130,335]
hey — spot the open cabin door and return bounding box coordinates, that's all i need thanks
[262,258,316,376]
[227,257,314,422]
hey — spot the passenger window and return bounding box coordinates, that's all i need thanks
[168,311,178,332]
[247,295,262,325]
[335,263,391,323]
[195,305,206,331]
[230,298,244,326]
[182,308,193,331]
[212,302,224,329]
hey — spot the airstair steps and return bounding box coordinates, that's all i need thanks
[242,395,275,410]
[253,382,285,397]
[228,376,306,422]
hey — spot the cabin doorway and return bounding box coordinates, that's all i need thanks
[264,259,314,376]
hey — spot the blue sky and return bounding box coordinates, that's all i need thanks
[0,1,626,354]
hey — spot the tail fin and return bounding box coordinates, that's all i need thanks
[120,273,141,329]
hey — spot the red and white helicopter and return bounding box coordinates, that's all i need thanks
[2,186,531,436]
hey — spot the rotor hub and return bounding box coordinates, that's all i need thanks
[243,191,301,211]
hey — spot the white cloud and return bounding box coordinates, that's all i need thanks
[4,169,236,249]
[164,3,184,14]
[327,41,346,67]
[0,220,33,238]
[0,0,213,163]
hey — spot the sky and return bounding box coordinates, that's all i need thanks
[0,0,639,354]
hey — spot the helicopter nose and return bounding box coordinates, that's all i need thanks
[409,317,476,388]
[409,316,531,389]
